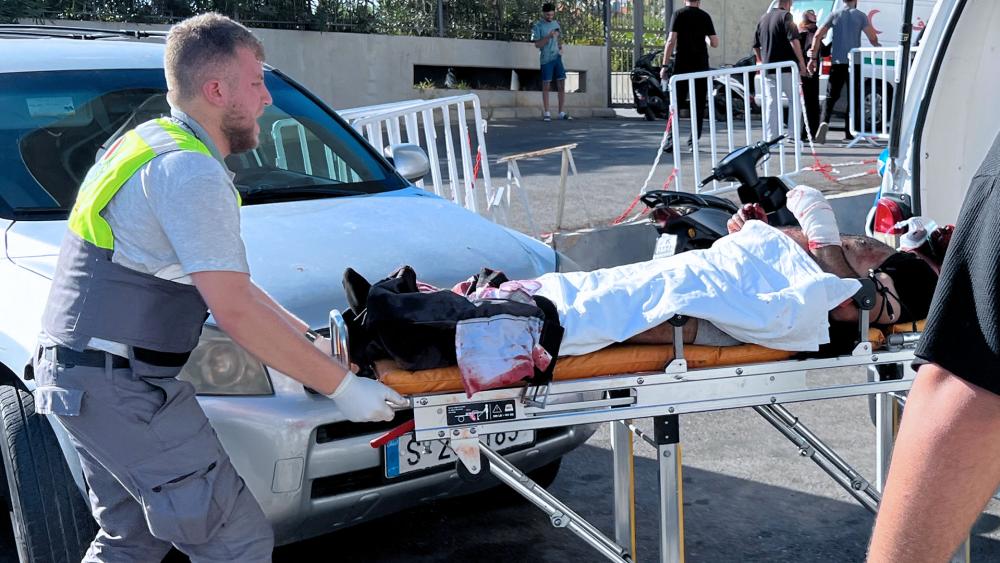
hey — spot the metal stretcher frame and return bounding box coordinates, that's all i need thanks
[330,304,935,563]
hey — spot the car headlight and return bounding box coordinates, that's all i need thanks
[177,326,273,396]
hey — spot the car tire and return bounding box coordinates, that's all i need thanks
[0,383,95,562]
[644,107,657,121]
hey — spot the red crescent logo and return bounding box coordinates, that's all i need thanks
[868,9,882,34]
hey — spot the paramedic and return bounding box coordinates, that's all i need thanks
[808,0,880,143]
[31,13,404,561]
[867,136,1000,562]
[753,0,809,140]
[659,0,719,153]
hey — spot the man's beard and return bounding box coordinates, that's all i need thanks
[221,106,259,154]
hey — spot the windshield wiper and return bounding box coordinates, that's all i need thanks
[240,186,365,204]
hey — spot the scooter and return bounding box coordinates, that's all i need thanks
[642,136,797,253]
[632,51,670,121]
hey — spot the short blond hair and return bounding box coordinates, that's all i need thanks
[164,13,265,104]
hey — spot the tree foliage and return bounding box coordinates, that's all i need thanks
[3,0,610,44]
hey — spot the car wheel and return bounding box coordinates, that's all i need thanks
[0,383,95,562]
[859,82,894,134]
[644,108,656,121]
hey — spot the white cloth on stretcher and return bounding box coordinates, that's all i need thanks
[534,221,862,356]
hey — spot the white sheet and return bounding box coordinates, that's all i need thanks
[535,221,862,356]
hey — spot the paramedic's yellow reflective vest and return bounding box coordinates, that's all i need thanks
[42,118,221,354]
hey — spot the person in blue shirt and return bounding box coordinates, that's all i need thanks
[531,3,571,121]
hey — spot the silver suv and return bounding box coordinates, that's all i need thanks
[0,26,593,561]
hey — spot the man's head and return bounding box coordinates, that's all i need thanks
[541,2,555,20]
[165,13,271,155]
[685,0,701,6]
[777,0,793,9]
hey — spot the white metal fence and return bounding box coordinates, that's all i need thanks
[668,61,802,195]
[848,47,902,146]
[338,94,493,217]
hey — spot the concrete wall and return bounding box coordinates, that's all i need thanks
[43,19,607,117]
[713,0,773,66]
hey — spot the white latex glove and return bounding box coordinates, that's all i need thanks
[786,185,841,249]
[328,371,408,422]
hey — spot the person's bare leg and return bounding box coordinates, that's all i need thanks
[626,320,697,344]
[556,79,566,114]
[868,363,1000,563]
[542,81,551,114]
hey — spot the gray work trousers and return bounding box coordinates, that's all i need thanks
[32,348,274,562]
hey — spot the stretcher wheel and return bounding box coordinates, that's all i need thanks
[455,455,490,483]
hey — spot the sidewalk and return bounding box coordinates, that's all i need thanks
[482,111,884,235]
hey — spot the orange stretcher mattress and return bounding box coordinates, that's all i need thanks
[377,324,917,396]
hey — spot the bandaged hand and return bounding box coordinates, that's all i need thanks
[727,203,768,234]
[786,185,841,248]
[328,371,408,422]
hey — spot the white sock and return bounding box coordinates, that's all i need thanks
[786,185,841,249]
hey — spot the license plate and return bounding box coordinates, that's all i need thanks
[384,431,534,479]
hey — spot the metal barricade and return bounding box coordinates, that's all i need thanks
[848,47,901,147]
[668,61,802,195]
[338,94,493,217]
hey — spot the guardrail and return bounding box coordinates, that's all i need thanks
[848,47,902,147]
[669,61,802,194]
[339,94,493,217]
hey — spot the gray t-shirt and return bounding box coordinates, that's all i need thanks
[531,19,562,64]
[102,110,249,285]
[825,7,870,64]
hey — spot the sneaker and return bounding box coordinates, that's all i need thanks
[844,130,855,141]
[661,141,674,153]
[543,112,552,122]
[686,137,695,153]
[558,112,572,120]
[815,122,829,144]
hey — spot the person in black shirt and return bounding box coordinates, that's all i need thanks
[753,0,808,140]
[659,0,718,153]
[798,9,821,139]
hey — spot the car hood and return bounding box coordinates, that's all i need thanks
[5,188,554,329]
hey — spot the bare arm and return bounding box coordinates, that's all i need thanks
[864,23,881,47]
[811,23,830,56]
[662,32,678,65]
[708,35,719,49]
[790,38,808,75]
[808,24,830,73]
[191,270,347,394]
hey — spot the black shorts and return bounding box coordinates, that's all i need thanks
[915,167,1000,394]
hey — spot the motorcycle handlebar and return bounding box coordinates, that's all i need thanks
[764,135,787,148]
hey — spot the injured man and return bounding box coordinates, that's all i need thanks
[530,186,951,356]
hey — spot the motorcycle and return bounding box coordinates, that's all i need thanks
[634,50,757,123]
[641,136,797,254]
[631,50,670,121]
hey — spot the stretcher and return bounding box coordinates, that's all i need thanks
[334,281,928,563]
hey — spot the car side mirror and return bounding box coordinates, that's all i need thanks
[384,143,430,182]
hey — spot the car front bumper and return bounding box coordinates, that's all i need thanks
[199,390,596,545]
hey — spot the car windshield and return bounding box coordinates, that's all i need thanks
[0,68,407,220]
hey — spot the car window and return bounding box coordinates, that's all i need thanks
[0,68,407,220]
